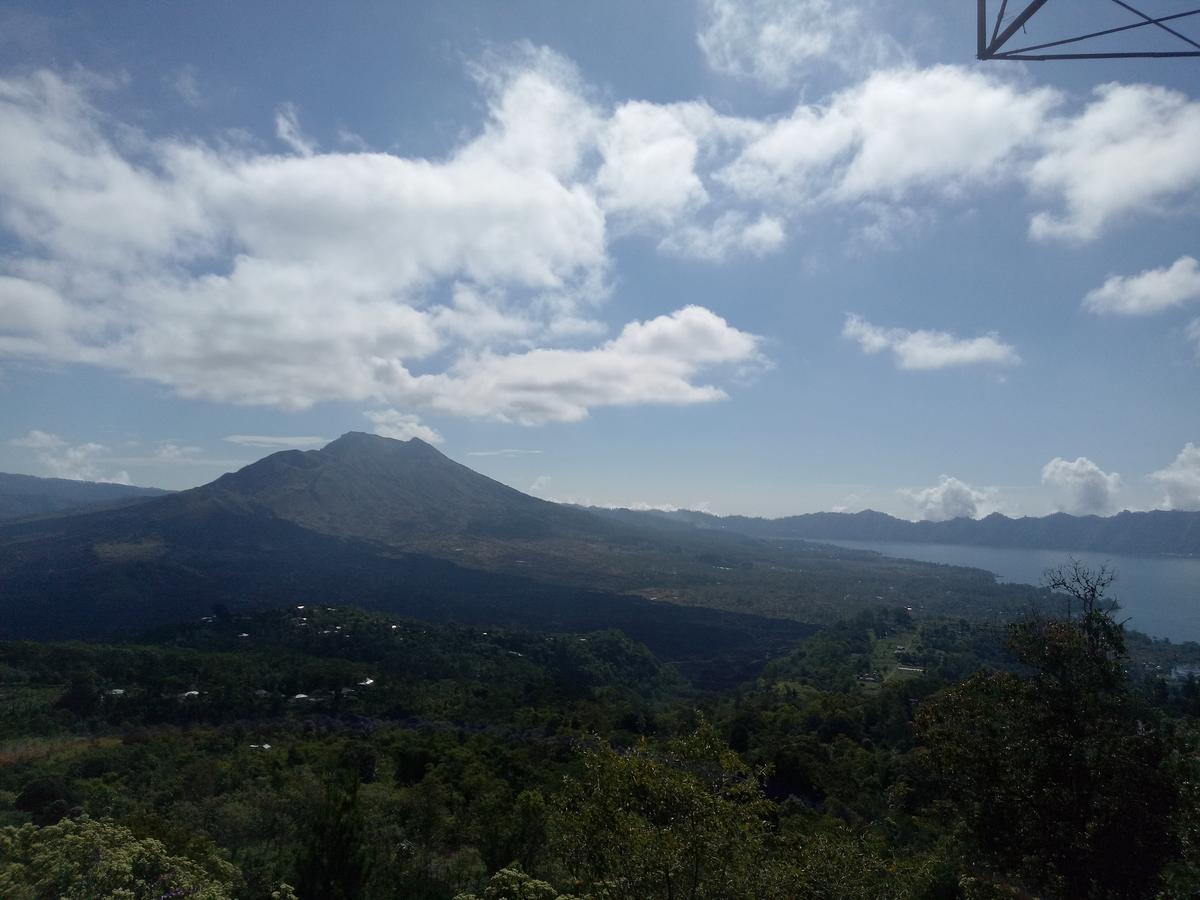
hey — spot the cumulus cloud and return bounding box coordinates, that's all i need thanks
[718,66,1059,209]
[593,99,775,257]
[223,435,329,449]
[9,430,129,483]
[658,212,785,261]
[1029,83,1200,242]
[384,306,762,425]
[696,0,895,89]
[365,410,444,444]
[843,314,1020,370]
[0,61,606,404]
[11,429,65,449]
[596,101,714,228]
[4,51,1197,432]
[713,67,1200,245]
[0,61,763,423]
[1083,256,1200,316]
[1150,443,1200,511]
[901,475,999,521]
[1041,456,1122,516]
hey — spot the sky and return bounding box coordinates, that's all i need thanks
[0,0,1198,520]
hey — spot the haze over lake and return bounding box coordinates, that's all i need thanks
[824,540,1200,644]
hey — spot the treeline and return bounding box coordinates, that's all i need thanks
[1,586,1198,898]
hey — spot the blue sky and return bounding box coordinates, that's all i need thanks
[1,0,1198,519]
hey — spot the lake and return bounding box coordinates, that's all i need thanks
[820,539,1200,645]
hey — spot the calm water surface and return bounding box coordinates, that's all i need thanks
[821,540,1200,644]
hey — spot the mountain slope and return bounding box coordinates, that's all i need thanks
[0,433,1047,652]
[191,431,610,543]
[0,472,169,523]
[613,507,1200,556]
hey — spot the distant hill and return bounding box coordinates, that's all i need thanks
[611,507,1200,557]
[0,472,169,523]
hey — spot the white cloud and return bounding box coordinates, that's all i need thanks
[719,66,1059,209]
[274,102,315,156]
[8,52,1194,435]
[465,44,601,180]
[843,314,1020,370]
[365,410,444,444]
[1084,256,1200,316]
[714,68,1200,245]
[1029,83,1200,242]
[10,430,129,483]
[223,435,329,449]
[594,100,777,259]
[696,0,895,89]
[11,429,65,449]
[1041,456,1122,516]
[830,492,862,513]
[0,63,774,425]
[154,441,201,460]
[0,63,620,414]
[901,475,999,521]
[596,101,712,228]
[384,306,763,425]
[1150,443,1200,511]
[658,212,785,261]
[529,474,551,495]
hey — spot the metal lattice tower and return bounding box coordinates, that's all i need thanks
[978,0,1200,60]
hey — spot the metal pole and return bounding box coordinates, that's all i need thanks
[978,0,988,58]
[990,0,1051,55]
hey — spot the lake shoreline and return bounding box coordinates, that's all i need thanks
[812,538,1200,645]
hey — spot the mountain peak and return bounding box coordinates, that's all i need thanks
[323,431,438,454]
[184,427,605,545]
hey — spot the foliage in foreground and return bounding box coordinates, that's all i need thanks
[0,816,239,899]
[0,570,1196,899]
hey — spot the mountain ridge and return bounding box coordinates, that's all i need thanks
[0,432,1048,646]
[603,506,1200,556]
[0,472,170,523]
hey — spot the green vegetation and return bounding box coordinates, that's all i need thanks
[0,565,1196,898]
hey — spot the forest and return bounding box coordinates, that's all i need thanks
[0,564,1197,898]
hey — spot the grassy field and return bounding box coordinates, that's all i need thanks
[859,628,923,693]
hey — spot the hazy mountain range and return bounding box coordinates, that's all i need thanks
[0,434,1050,683]
[1,433,1192,678]
[598,507,1200,557]
[0,472,169,523]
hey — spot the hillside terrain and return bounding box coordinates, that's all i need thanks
[0,434,1044,654]
[0,435,1198,897]
[0,472,169,523]
[1,601,1195,898]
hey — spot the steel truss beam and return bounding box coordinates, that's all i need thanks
[978,0,1200,60]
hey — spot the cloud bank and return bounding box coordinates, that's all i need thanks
[4,47,1200,431]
